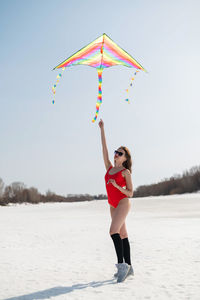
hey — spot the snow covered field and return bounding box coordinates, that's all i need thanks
[0,193,200,300]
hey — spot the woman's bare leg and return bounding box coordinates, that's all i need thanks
[109,200,132,267]
[109,198,131,235]
[110,205,128,239]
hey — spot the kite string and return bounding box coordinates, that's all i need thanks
[92,69,103,123]
[52,67,66,104]
[125,70,140,103]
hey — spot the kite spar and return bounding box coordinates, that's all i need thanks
[52,33,146,122]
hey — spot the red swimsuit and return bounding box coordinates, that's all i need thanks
[105,166,127,208]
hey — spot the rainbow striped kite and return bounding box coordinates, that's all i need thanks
[52,33,146,122]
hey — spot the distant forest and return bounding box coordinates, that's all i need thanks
[133,165,200,197]
[0,165,200,206]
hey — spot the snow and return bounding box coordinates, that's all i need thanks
[0,193,200,299]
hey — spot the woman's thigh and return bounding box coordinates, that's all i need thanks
[110,205,115,219]
[109,198,131,235]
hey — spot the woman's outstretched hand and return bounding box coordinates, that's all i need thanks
[98,118,104,129]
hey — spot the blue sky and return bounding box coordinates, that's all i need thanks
[0,0,200,196]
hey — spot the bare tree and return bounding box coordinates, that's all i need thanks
[0,178,4,197]
[28,187,40,203]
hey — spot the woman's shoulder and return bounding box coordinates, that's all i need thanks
[122,168,131,177]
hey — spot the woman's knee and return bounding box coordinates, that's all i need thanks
[109,229,128,238]
[109,222,125,236]
[109,226,120,236]
[119,224,128,239]
[119,232,128,239]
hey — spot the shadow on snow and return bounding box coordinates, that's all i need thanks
[4,279,117,300]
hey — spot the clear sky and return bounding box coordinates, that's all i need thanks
[0,0,200,196]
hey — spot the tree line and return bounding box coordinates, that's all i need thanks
[133,165,200,197]
[0,180,107,206]
[0,165,199,205]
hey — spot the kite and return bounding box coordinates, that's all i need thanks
[52,33,146,122]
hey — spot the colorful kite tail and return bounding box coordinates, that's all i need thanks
[125,69,140,103]
[52,67,66,104]
[92,69,103,122]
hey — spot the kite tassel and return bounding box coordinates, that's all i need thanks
[125,69,140,104]
[52,67,66,104]
[92,69,103,123]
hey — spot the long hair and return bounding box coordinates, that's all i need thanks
[120,146,132,174]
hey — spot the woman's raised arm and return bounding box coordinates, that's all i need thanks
[98,119,112,170]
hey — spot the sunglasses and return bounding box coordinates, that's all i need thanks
[114,150,124,157]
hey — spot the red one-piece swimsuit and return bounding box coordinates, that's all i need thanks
[105,166,127,208]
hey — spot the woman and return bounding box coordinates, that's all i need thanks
[98,118,134,283]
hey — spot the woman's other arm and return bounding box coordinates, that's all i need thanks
[98,119,112,170]
[107,169,133,197]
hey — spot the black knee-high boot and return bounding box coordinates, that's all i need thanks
[122,237,131,265]
[110,233,124,264]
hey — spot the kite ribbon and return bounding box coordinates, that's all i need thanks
[125,70,140,103]
[92,69,103,122]
[52,67,65,104]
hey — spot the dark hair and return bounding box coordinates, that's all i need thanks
[120,146,132,174]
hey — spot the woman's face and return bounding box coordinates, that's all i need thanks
[114,148,127,164]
